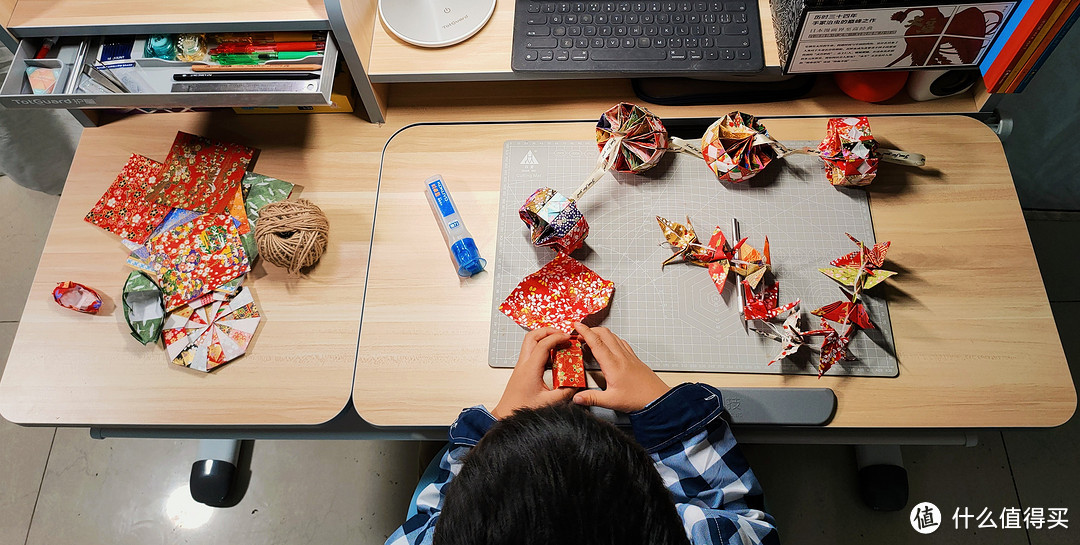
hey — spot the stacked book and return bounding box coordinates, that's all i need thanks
[980,0,1080,92]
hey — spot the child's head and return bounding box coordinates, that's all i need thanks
[435,404,689,545]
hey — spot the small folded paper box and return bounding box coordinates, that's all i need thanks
[818,117,879,187]
[551,338,586,389]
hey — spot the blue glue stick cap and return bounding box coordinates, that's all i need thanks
[451,237,487,277]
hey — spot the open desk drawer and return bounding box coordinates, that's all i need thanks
[0,35,338,109]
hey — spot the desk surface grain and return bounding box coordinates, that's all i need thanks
[356,115,1075,429]
[0,113,378,426]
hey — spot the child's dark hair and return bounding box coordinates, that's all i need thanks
[434,403,690,545]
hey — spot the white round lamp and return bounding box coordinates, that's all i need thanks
[379,0,497,48]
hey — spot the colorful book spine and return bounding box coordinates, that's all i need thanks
[982,0,1056,91]
[1013,0,1080,91]
[980,0,1035,74]
[996,0,1071,91]
[1003,0,1078,91]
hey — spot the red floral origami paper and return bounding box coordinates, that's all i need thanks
[812,299,874,329]
[742,280,799,321]
[818,117,879,187]
[595,102,670,173]
[83,154,171,244]
[817,318,853,377]
[148,132,256,215]
[551,337,586,388]
[499,253,615,334]
[819,234,896,290]
[146,213,251,311]
[52,281,102,314]
[701,112,779,183]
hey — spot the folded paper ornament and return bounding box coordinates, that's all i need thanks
[163,287,260,372]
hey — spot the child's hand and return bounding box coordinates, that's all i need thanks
[491,328,578,419]
[571,323,671,412]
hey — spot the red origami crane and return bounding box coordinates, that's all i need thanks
[705,226,746,296]
[812,296,874,330]
[816,318,854,377]
[751,305,831,366]
[742,280,799,321]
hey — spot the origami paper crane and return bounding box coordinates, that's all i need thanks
[705,226,746,295]
[656,216,716,267]
[819,234,896,291]
[817,318,853,377]
[812,298,874,329]
[818,117,879,187]
[122,271,165,345]
[742,280,799,321]
[701,112,784,183]
[84,154,171,244]
[551,337,586,388]
[751,306,832,366]
[500,253,615,334]
[147,132,256,215]
[52,281,102,314]
[519,187,590,254]
[239,172,295,260]
[163,287,261,372]
[146,213,251,311]
[731,237,771,290]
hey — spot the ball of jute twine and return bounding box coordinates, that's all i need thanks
[254,199,329,276]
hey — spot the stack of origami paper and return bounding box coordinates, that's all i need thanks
[79,131,295,372]
[500,253,615,388]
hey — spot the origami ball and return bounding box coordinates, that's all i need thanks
[701,112,779,183]
[519,187,589,254]
[596,102,670,173]
[818,117,879,187]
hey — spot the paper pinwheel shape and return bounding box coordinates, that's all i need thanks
[742,280,799,321]
[551,337,587,388]
[500,253,615,334]
[818,117,879,187]
[52,281,102,314]
[122,271,165,345]
[701,112,782,183]
[163,287,260,372]
[520,187,590,254]
[752,306,831,366]
[812,298,874,330]
[817,318,853,377]
[819,234,896,290]
[596,102,671,174]
[732,237,771,290]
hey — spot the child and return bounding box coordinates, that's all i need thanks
[386,323,779,545]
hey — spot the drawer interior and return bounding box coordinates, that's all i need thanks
[1,31,339,108]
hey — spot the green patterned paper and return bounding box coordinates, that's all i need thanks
[122,271,165,345]
[240,172,295,261]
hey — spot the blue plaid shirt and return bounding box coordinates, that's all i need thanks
[386,383,779,545]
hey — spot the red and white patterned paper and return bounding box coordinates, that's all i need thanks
[148,132,256,214]
[84,154,170,244]
[146,213,250,311]
[499,253,615,334]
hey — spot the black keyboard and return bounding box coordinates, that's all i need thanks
[512,1,764,73]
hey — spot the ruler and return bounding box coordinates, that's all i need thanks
[171,81,318,93]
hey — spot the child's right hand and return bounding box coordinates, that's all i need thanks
[571,322,671,412]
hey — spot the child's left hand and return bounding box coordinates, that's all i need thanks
[491,328,578,419]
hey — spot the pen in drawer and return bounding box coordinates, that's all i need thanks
[173,72,320,81]
[192,64,323,72]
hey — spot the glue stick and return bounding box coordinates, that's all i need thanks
[424,175,487,277]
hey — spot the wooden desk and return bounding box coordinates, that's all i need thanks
[0,113,379,426]
[356,115,1075,429]
[0,88,1071,431]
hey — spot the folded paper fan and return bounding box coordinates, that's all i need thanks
[701,112,780,183]
[499,253,615,334]
[596,102,671,173]
[163,287,260,372]
[818,117,879,187]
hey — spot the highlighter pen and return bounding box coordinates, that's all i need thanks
[424,175,487,277]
